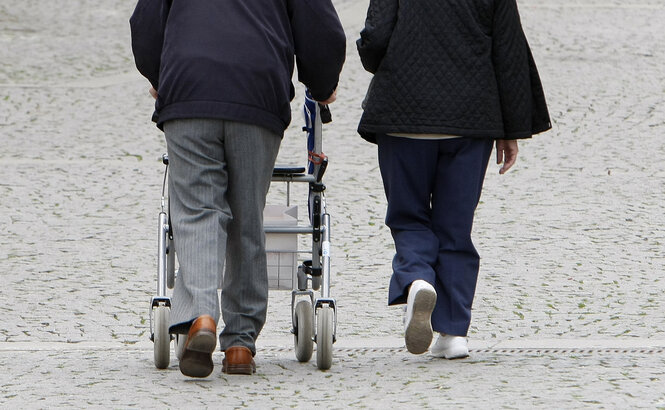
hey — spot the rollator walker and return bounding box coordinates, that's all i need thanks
[149,91,338,371]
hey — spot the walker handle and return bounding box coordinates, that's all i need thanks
[319,104,332,124]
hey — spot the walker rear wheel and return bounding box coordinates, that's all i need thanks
[153,305,171,369]
[316,305,333,370]
[166,236,176,289]
[293,300,314,362]
[174,333,186,361]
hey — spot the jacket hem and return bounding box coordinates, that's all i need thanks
[358,123,507,144]
[156,101,287,137]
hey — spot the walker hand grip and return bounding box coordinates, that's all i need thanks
[319,104,332,124]
[316,157,328,182]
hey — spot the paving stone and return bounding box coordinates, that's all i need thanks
[1,0,664,407]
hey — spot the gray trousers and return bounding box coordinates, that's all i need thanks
[164,119,281,354]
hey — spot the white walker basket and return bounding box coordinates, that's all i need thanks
[264,204,298,290]
[149,91,338,371]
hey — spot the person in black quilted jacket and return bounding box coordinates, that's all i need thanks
[357,0,551,359]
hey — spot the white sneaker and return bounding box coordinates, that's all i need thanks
[430,333,469,359]
[404,280,437,354]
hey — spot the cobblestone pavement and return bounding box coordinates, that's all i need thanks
[1,0,664,408]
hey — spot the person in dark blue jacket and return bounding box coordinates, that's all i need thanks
[130,0,345,377]
[357,0,550,359]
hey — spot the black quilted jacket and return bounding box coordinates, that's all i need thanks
[357,0,551,143]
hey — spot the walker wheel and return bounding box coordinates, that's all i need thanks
[293,300,314,362]
[153,305,171,369]
[311,275,321,291]
[174,333,187,361]
[166,236,176,289]
[316,305,334,370]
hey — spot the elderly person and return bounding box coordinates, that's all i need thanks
[130,0,345,377]
[357,0,551,358]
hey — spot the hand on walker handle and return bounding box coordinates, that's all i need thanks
[496,139,518,175]
[149,86,158,100]
[317,89,337,105]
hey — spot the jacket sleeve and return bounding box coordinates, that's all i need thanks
[289,0,347,102]
[356,0,399,74]
[129,0,171,90]
[492,0,544,139]
[526,45,552,135]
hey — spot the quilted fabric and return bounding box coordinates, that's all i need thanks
[357,0,551,143]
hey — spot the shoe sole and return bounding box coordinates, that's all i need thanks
[179,330,216,378]
[404,288,436,354]
[445,351,469,359]
[222,362,256,375]
[431,348,470,359]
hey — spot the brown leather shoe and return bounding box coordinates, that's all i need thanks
[179,315,217,378]
[222,346,256,375]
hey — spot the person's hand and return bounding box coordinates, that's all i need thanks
[496,139,518,174]
[149,86,158,100]
[317,89,337,105]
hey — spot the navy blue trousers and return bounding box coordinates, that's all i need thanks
[377,135,493,336]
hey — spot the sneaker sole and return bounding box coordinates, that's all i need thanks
[431,347,470,359]
[404,288,436,354]
[445,350,469,359]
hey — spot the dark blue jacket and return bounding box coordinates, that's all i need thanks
[130,0,346,136]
